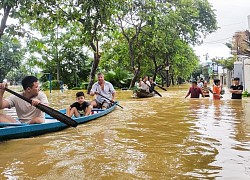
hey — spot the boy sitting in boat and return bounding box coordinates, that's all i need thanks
[66,92,92,117]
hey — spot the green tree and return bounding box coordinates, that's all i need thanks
[17,0,124,92]
[112,0,217,87]
[0,35,24,81]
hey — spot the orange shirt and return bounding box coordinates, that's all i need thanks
[213,85,221,100]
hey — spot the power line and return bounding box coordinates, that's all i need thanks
[203,37,232,44]
[219,22,246,27]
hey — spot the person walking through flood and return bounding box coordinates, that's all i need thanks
[185,81,204,98]
[212,79,222,100]
[202,81,213,97]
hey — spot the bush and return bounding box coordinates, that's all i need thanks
[41,80,60,90]
[242,90,250,97]
[80,82,89,89]
[71,87,82,90]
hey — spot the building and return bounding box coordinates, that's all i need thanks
[231,16,250,91]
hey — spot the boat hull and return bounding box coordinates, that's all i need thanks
[0,103,117,141]
[135,90,154,98]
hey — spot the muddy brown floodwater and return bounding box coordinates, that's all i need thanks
[0,85,250,179]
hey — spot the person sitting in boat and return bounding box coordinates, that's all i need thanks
[201,81,213,97]
[0,76,49,124]
[139,76,151,92]
[185,81,204,98]
[89,72,116,109]
[66,91,92,117]
[149,77,156,93]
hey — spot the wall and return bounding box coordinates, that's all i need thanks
[243,59,250,91]
[233,61,243,84]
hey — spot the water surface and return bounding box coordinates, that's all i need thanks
[0,86,250,179]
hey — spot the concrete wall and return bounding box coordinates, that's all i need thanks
[227,70,233,88]
[233,61,243,84]
[243,59,250,91]
[233,59,250,91]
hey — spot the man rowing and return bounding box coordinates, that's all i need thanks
[0,76,49,124]
[89,72,116,109]
[139,76,151,93]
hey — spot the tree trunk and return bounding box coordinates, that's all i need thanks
[0,5,11,38]
[56,63,60,81]
[128,40,139,89]
[166,56,170,87]
[152,56,157,81]
[171,74,175,86]
[87,53,100,93]
[87,40,100,93]
[161,74,164,87]
[129,65,140,89]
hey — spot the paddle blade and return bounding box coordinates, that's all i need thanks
[156,85,167,91]
[154,90,162,97]
[36,104,77,127]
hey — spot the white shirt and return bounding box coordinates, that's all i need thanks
[140,80,151,92]
[5,91,49,122]
[90,81,115,103]
[197,82,203,88]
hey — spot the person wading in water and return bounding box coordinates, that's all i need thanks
[185,81,204,98]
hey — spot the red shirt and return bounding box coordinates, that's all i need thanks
[188,87,203,98]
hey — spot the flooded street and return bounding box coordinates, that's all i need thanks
[1,86,250,179]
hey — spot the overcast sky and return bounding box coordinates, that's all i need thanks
[194,0,250,61]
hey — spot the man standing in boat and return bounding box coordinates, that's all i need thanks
[0,76,49,124]
[89,72,116,109]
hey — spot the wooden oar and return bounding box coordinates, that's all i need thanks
[142,81,162,97]
[155,84,167,91]
[95,92,124,109]
[5,88,78,127]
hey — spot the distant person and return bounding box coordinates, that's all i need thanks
[229,77,243,99]
[134,78,141,89]
[89,72,116,109]
[197,79,203,88]
[202,81,213,97]
[139,76,151,92]
[63,84,68,90]
[185,81,204,98]
[66,92,92,117]
[0,76,49,124]
[213,79,221,100]
[149,77,156,93]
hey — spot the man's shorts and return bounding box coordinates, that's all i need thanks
[95,100,112,109]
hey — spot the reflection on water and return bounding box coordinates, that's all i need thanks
[1,86,250,179]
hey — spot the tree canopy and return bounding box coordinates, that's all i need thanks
[0,0,218,88]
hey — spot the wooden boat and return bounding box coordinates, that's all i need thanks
[135,89,154,98]
[0,103,117,141]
